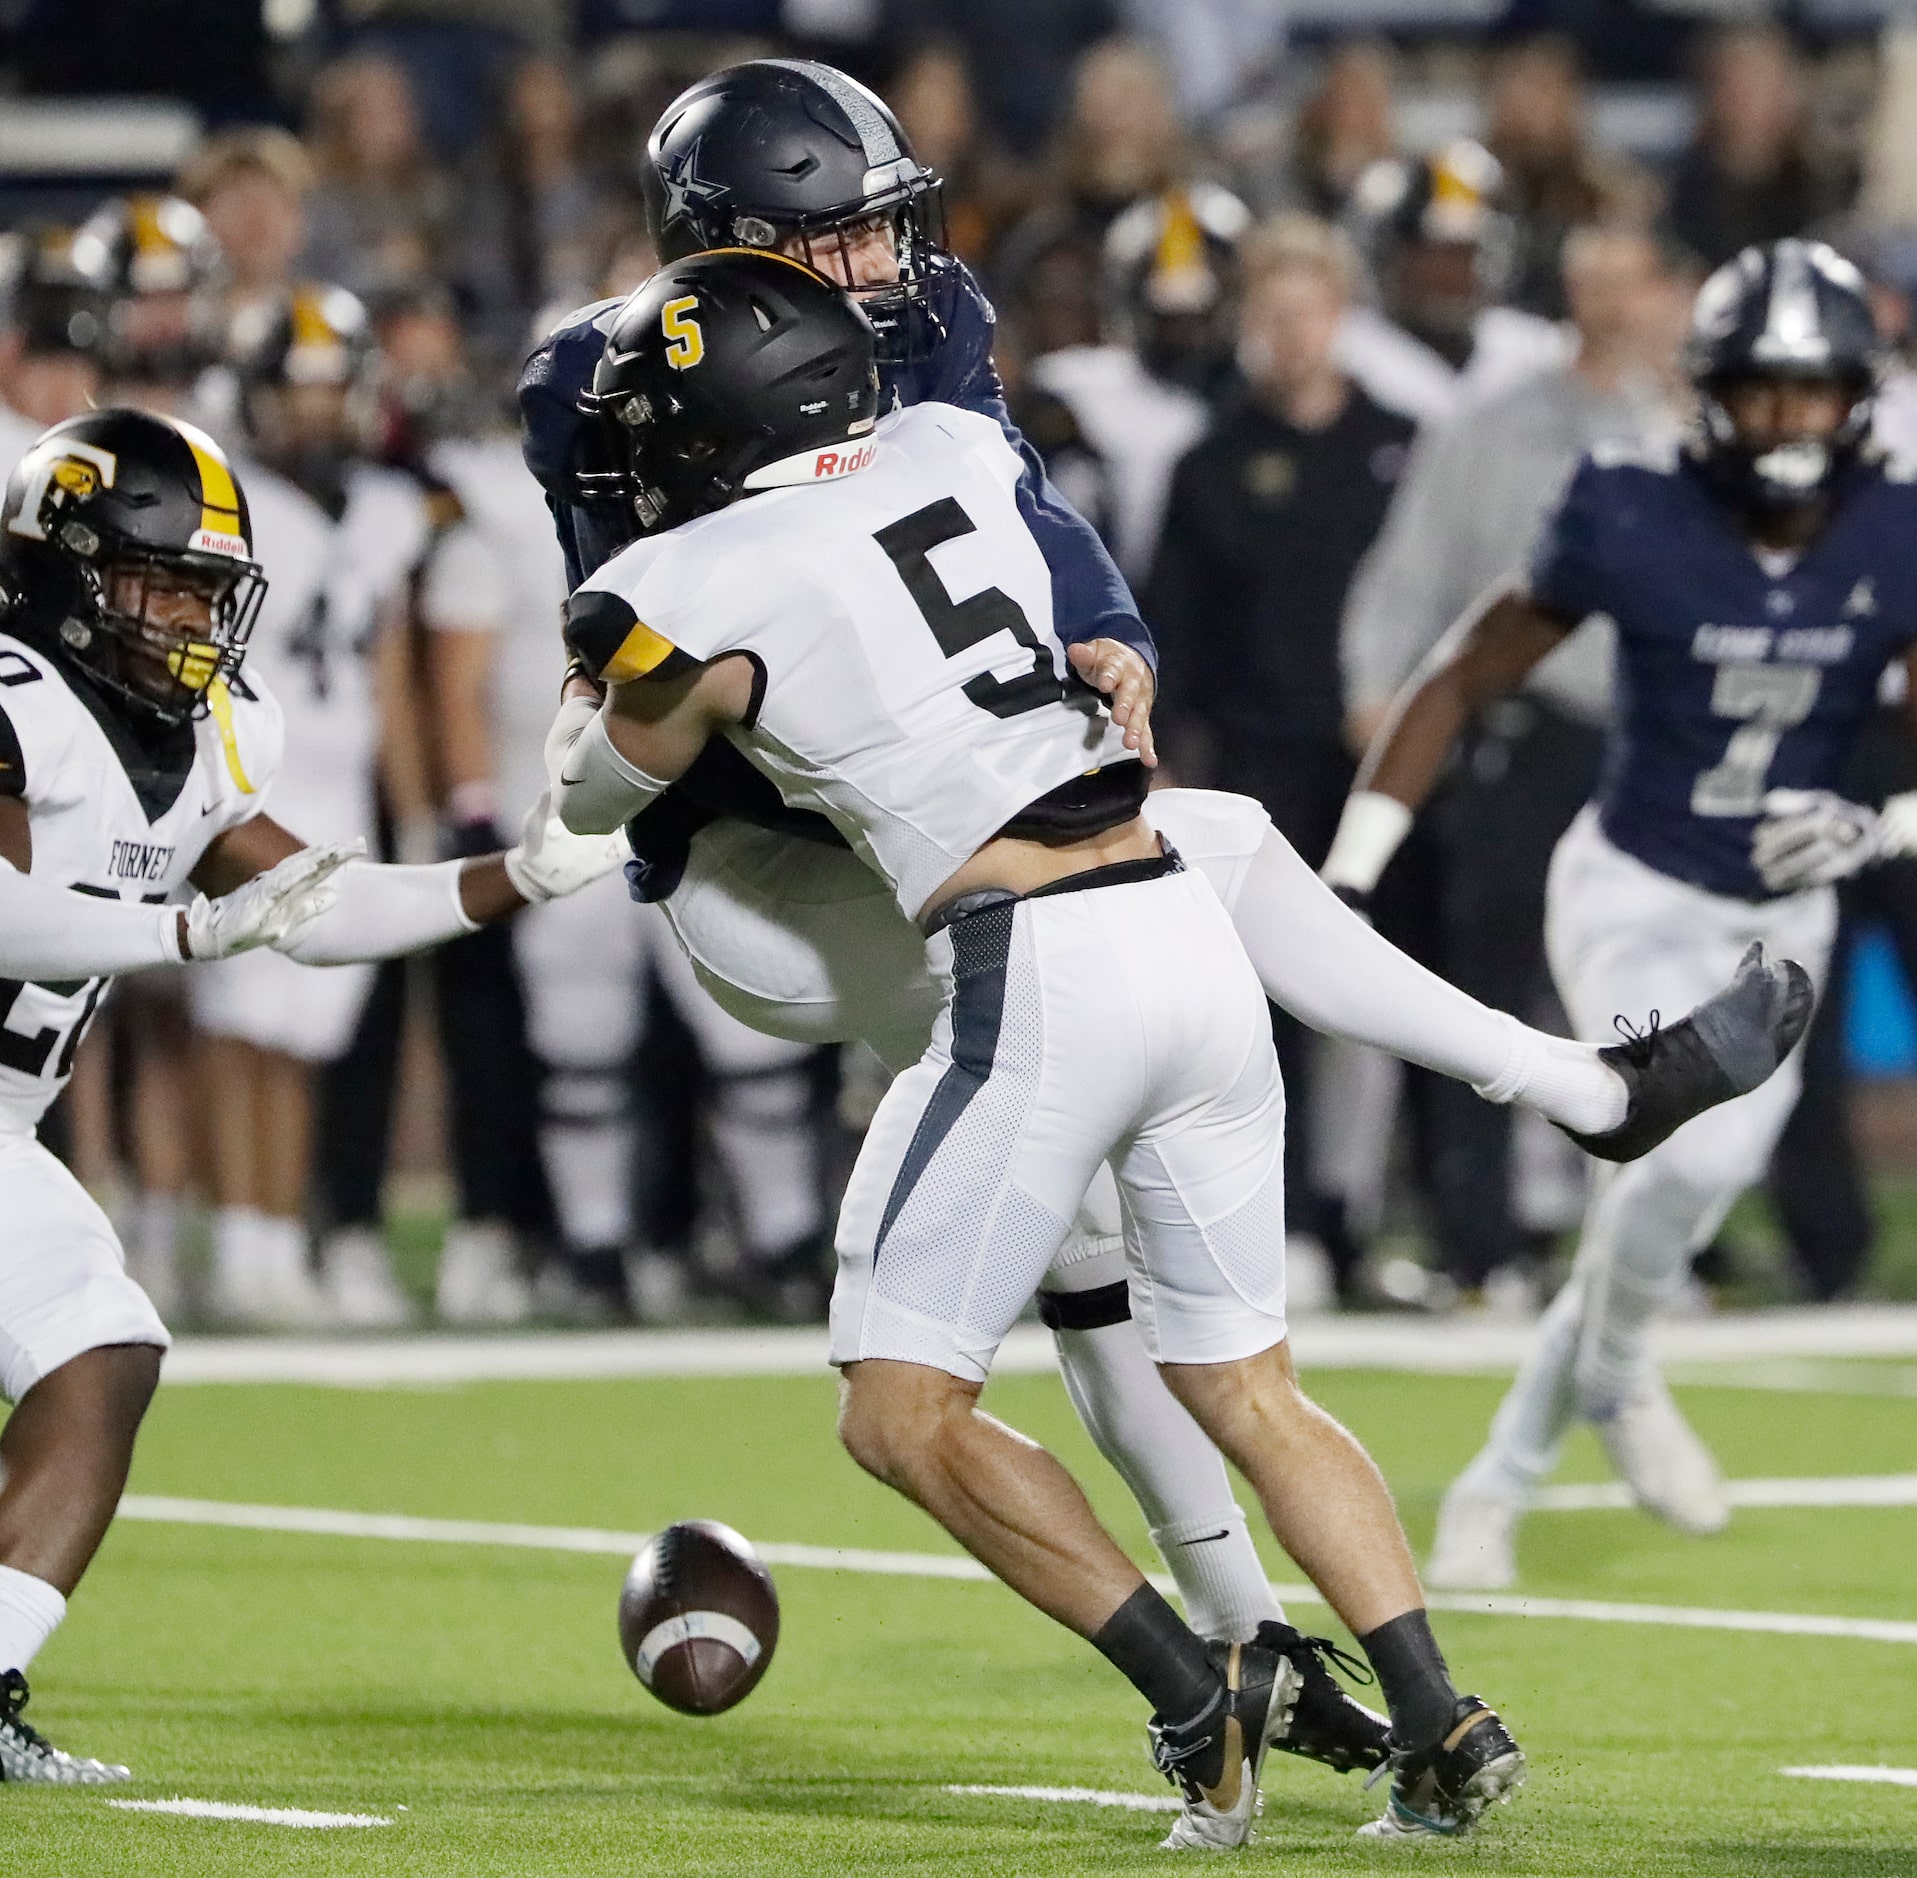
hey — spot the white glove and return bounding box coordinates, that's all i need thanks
[544,694,603,799]
[503,791,630,903]
[1751,789,1880,893]
[181,840,364,960]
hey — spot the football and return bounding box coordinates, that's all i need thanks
[618,1520,780,1715]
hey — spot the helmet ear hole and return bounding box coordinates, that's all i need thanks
[749,298,776,333]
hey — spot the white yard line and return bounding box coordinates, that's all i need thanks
[116,1494,1917,1645]
[944,1784,1178,1813]
[1533,1473,1917,1512]
[106,1798,394,1827]
[1781,1766,1917,1788]
[154,1302,1917,1387]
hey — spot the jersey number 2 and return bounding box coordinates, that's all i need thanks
[1692,663,1822,817]
[873,499,1072,720]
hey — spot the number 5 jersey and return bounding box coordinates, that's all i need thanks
[0,636,283,1133]
[565,403,1139,920]
[1529,435,1917,900]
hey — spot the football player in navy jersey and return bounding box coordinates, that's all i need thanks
[1322,238,1917,1587]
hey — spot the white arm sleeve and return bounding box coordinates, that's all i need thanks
[276,859,480,965]
[0,863,182,975]
[554,712,670,835]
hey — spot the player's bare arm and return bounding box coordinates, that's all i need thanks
[1323,589,1572,899]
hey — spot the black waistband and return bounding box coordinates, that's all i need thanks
[921,848,1184,939]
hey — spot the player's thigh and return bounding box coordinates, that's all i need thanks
[1116,877,1291,1366]
[514,870,646,1068]
[668,823,941,1070]
[831,903,1125,1382]
[0,1135,168,1404]
[188,950,374,1063]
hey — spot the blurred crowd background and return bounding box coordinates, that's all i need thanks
[6,0,1917,1333]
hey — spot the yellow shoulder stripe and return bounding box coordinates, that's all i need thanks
[602,618,680,683]
[204,678,255,795]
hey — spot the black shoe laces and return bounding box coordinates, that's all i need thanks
[0,1670,48,1752]
[1611,1009,1662,1067]
[1294,1633,1375,1688]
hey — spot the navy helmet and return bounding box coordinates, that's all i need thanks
[643,60,945,363]
[1686,238,1885,513]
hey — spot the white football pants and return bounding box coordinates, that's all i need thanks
[1460,808,1836,1497]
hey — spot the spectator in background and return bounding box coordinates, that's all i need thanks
[1338,227,1689,1302]
[496,56,601,335]
[1027,183,1248,579]
[177,129,314,341]
[304,54,460,312]
[1484,36,1653,319]
[0,228,103,458]
[1146,213,1412,1297]
[1665,24,1845,270]
[1289,41,1398,220]
[1340,141,1570,428]
[888,46,1030,270]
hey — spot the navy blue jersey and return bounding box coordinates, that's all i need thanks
[518,257,1152,897]
[1530,442,1917,900]
[518,259,1150,660]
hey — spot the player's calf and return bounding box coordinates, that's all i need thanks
[1563,942,1813,1163]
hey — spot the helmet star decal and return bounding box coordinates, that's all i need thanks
[658,139,729,230]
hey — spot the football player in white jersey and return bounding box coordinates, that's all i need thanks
[549,254,1809,1842]
[0,407,623,1781]
[0,226,104,474]
[187,283,427,1328]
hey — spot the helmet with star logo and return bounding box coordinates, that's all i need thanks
[643,60,946,365]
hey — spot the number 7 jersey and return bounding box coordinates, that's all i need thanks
[566,403,1136,918]
[1528,439,1917,900]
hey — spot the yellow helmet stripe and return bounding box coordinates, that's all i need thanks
[204,678,255,795]
[602,618,680,683]
[166,415,246,546]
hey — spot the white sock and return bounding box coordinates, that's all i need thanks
[0,1566,66,1675]
[135,1192,181,1272]
[211,1205,265,1290]
[1053,1322,1283,1637]
[1458,1278,1585,1499]
[256,1213,312,1285]
[711,1067,820,1257]
[1151,1509,1282,1642]
[1474,1015,1629,1137]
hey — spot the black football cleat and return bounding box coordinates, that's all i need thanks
[1253,1621,1390,1773]
[1357,1695,1525,1839]
[1561,942,1813,1163]
[0,1671,129,1784]
[1148,1638,1302,1849]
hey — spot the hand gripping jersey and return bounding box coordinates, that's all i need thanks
[567,403,1137,918]
[1529,441,1917,900]
[0,635,282,1131]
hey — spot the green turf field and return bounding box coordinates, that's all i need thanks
[5,1358,1915,1875]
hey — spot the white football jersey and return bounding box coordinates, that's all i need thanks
[237,458,425,844]
[420,434,572,824]
[0,635,283,1132]
[574,403,1136,918]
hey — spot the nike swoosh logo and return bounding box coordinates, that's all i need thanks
[1178,1529,1232,1547]
[558,765,586,789]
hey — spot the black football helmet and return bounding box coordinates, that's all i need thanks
[579,250,879,535]
[643,60,946,362]
[0,225,108,358]
[0,409,265,724]
[230,282,379,507]
[1103,184,1251,392]
[69,194,225,386]
[1685,239,1884,515]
